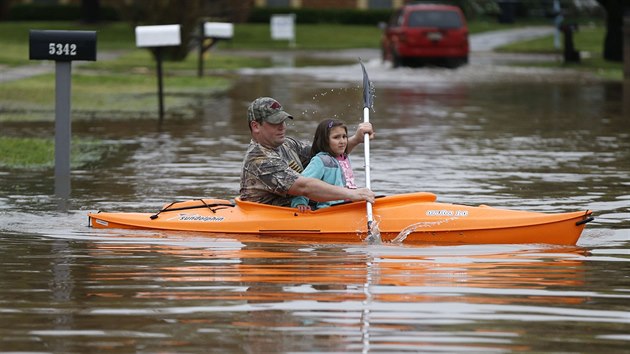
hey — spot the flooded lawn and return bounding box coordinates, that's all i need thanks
[1,59,629,352]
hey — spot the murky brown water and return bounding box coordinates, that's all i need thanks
[1,61,629,353]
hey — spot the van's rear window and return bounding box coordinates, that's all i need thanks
[408,10,462,28]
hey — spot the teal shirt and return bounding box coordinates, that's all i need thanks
[291,152,348,209]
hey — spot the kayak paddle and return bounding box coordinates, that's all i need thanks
[359,59,375,238]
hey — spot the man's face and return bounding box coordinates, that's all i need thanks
[251,120,287,148]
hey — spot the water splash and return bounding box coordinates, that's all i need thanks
[366,81,376,112]
[365,218,382,245]
[390,217,458,244]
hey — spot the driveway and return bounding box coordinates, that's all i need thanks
[470,26,554,52]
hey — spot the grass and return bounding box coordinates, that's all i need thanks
[496,23,623,80]
[88,48,271,73]
[0,136,113,168]
[0,70,233,121]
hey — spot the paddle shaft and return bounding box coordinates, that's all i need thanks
[363,106,373,230]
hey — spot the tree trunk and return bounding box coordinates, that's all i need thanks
[597,0,627,62]
[0,0,13,20]
[81,0,100,24]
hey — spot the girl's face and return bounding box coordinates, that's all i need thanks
[328,126,348,156]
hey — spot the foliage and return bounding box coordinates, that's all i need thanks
[106,0,254,61]
[106,0,204,61]
[248,7,393,25]
[0,21,136,67]
[7,3,119,21]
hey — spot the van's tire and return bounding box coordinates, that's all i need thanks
[460,55,469,66]
[391,48,402,68]
[381,45,388,64]
[446,56,468,68]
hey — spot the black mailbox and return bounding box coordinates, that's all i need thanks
[29,30,97,61]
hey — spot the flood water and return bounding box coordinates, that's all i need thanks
[1,59,629,353]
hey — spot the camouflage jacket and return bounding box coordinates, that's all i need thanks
[239,137,311,206]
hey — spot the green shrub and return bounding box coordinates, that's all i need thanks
[8,4,119,21]
[248,7,393,25]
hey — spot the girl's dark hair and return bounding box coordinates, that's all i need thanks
[310,119,348,157]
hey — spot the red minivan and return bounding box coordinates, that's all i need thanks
[381,4,469,68]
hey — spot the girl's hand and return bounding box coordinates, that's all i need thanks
[347,122,374,153]
[296,204,311,213]
[357,122,374,139]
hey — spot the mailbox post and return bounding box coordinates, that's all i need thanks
[135,24,181,123]
[29,30,97,200]
[197,21,233,78]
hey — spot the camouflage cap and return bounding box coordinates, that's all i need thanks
[247,97,293,124]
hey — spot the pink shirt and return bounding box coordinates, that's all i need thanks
[336,155,357,189]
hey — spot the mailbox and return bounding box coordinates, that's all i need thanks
[203,22,233,39]
[28,29,98,200]
[135,24,181,47]
[197,22,233,78]
[29,30,97,61]
[134,24,181,123]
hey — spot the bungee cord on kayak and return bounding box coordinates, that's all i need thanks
[150,199,235,220]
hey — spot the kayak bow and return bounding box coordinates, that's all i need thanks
[88,192,593,245]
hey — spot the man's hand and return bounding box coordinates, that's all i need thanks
[348,187,375,204]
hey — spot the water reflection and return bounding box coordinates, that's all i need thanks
[4,229,622,353]
[84,235,585,304]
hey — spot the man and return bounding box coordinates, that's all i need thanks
[240,96,375,207]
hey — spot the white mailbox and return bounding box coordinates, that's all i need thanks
[135,24,181,47]
[204,22,233,39]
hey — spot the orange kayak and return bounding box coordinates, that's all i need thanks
[88,192,593,245]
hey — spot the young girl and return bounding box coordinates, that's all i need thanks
[292,119,358,212]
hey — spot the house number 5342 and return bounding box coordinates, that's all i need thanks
[48,43,77,56]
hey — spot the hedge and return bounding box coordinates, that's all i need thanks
[248,7,394,25]
[8,4,120,21]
